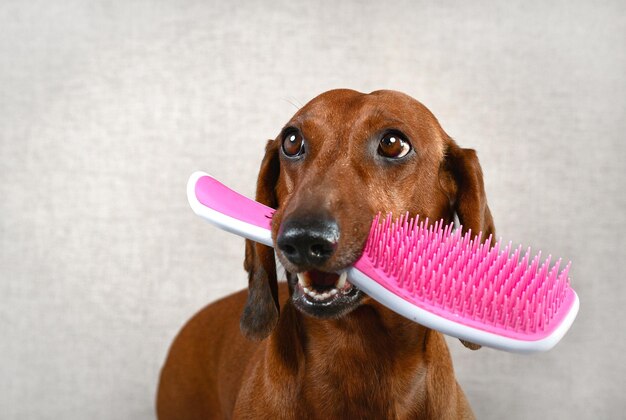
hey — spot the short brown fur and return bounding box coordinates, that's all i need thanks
[157,89,495,419]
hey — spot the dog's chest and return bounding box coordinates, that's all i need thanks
[295,351,427,419]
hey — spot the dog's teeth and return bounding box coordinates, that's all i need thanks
[337,272,347,289]
[303,286,339,300]
[297,272,310,287]
[300,272,347,300]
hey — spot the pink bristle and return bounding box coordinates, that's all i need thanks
[360,213,575,338]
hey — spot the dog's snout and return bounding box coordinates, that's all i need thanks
[277,218,339,267]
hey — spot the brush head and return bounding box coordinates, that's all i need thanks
[353,213,578,351]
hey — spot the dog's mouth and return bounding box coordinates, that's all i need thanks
[291,270,364,318]
[297,271,352,300]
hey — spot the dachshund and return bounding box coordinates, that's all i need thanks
[157,89,495,419]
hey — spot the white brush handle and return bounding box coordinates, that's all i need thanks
[187,171,273,246]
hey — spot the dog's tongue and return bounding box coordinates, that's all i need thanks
[308,270,339,287]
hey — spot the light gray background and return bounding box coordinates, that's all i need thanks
[1,0,624,419]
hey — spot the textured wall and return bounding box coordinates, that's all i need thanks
[1,0,624,418]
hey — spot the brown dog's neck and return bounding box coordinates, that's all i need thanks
[264,298,448,417]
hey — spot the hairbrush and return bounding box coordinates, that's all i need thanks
[187,171,579,353]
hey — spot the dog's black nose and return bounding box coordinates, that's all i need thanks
[277,218,339,267]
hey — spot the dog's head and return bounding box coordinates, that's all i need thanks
[240,89,494,345]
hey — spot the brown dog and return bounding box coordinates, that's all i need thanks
[157,89,495,419]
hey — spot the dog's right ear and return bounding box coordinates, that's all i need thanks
[240,139,281,340]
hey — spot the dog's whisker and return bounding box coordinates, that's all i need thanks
[281,96,302,110]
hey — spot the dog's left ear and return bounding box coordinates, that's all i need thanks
[443,140,495,244]
[240,140,281,341]
[442,139,496,350]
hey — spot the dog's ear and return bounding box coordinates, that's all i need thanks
[240,140,281,341]
[443,140,495,350]
[444,141,495,244]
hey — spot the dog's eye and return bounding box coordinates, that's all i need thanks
[282,130,305,157]
[378,132,411,158]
